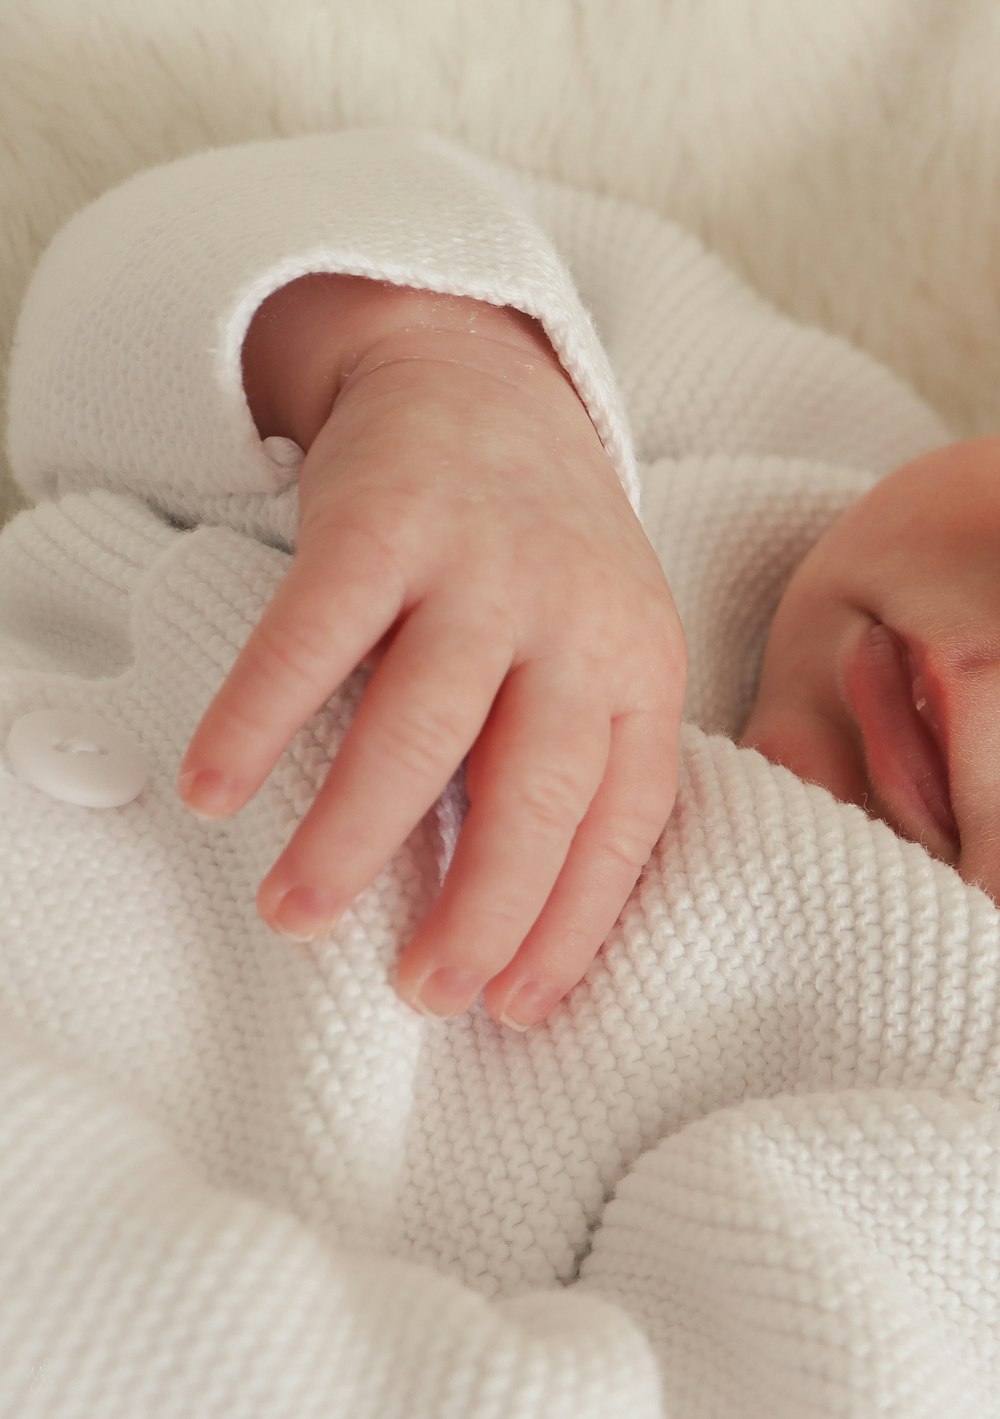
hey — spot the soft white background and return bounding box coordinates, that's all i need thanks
[2,0,999,523]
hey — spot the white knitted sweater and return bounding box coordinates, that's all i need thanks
[2,127,998,1418]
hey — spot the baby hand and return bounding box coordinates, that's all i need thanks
[179,276,686,1029]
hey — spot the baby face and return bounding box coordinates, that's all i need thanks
[740,436,1000,901]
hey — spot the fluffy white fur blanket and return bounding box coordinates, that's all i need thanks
[1,0,1000,529]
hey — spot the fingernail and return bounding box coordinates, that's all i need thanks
[178,768,233,819]
[273,886,338,941]
[414,967,480,1019]
[499,981,563,1032]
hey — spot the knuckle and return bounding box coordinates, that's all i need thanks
[629,626,687,713]
[542,930,604,985]
[652,607,688,679]
[663,626,688,688]
[467,896,528,951]
[209,688,276,749]
[471,594,518,655]
[338,514,409,588]
[299,508,409,604]
[251,613,333,691]
[599,805,668,874]
[513,763,591,835]
[382,701,465,781]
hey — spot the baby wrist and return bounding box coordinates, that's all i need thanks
[241,272,565,452]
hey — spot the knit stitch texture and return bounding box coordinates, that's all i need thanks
[1,127,995,1418]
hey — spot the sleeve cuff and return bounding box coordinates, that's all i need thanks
[6,127,638,524]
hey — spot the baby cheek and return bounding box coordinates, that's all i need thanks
[739,702,868,810]
[955,833,1000,908]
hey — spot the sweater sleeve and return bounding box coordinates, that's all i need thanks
[492,167,951,476]
[4,126,639,530]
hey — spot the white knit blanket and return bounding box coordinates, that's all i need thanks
[1,123,999,1417]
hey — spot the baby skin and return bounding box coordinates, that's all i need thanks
[741,434,1000,899]
[179,274,686,1031]
[177,274,995,1027]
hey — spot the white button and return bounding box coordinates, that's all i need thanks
[5,709,148,808]
[262,436,305,470]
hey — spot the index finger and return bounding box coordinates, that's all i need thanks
[177,520,407,815]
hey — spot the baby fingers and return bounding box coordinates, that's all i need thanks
[391,659,613,1021]
[481,707,677,1028]
[255,593,514,938]
[177,523,408,816]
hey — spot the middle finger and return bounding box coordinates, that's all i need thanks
[257,593,513,937]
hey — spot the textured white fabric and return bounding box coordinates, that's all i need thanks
[2,126,998,1417]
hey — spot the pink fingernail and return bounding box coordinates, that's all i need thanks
[499,981,563,1032]
[414,967,480,1019]
[178,768,234,819]
[273,886,338,941]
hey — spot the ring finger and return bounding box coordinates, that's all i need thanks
[481,706,676,1029]
[257,593,513,936]
[392,658,611,1018]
